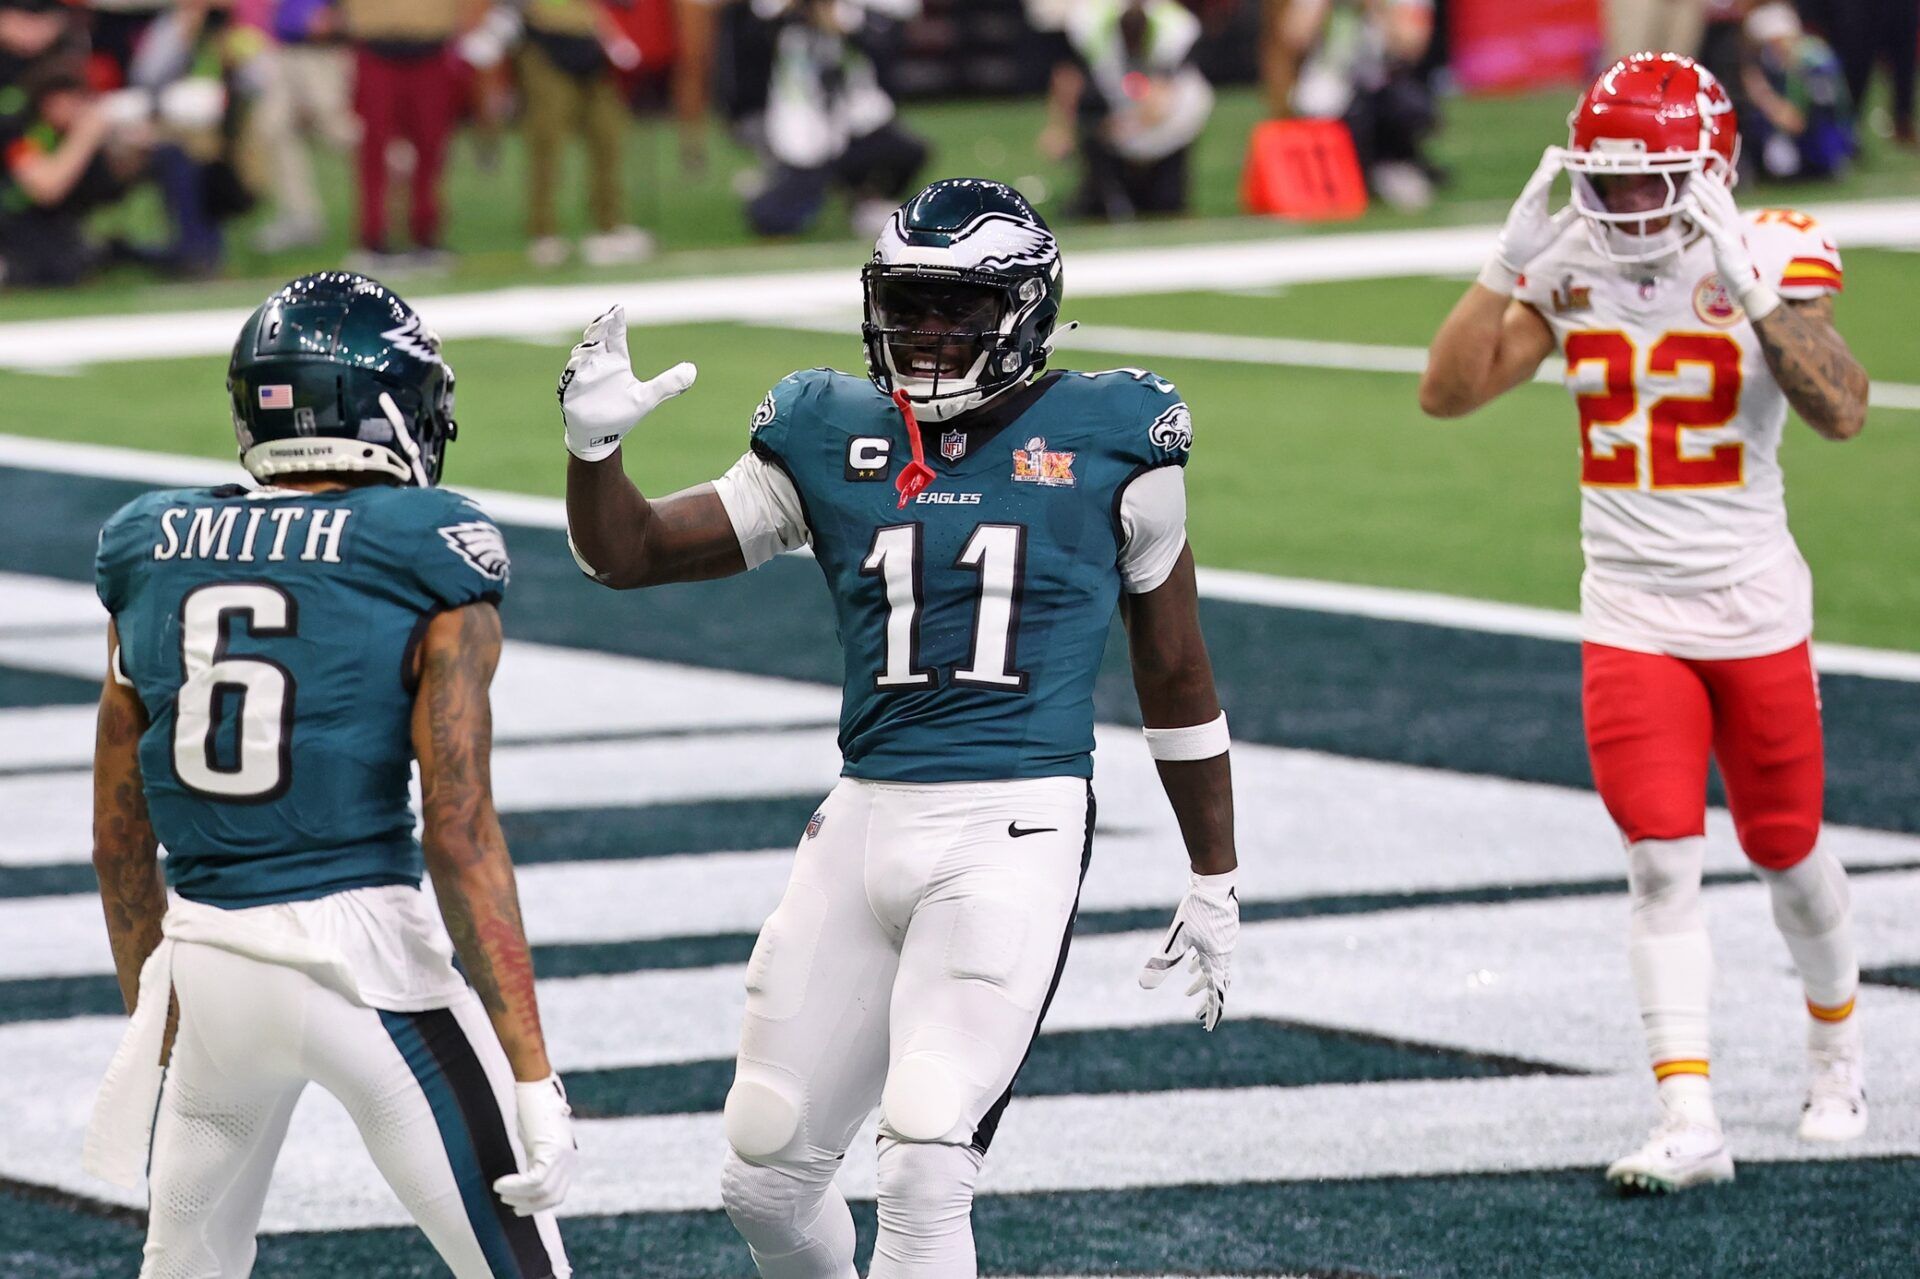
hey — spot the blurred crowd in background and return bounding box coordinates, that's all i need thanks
[0,0,1915,289]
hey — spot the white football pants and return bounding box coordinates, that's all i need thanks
[140,942,569,1279]
[721,776,1094,1279]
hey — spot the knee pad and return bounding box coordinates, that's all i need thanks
[1759,844,1851,936]
[1625,837,1706,936]
[1737,814,1821,872]
[719,1151,797,1228]
[724,1075,802,1161]
[720,1149,856,1279]
[881,1053,968,1144]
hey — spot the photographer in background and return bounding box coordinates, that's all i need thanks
[1742,2,1855,181]
[1290,0,1439,211]
[0,0,119,287]
[1045,0,1214,219]
[0,64,167,287]
[745,0,927,238]
[123,0,260,277]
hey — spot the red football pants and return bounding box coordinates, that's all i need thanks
[353,45,458,250]
[1582,640,1824,870]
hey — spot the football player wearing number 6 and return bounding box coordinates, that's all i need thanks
[562,177,1237,1277]
[1420,54,1872,1193]
[88,274,572,1277]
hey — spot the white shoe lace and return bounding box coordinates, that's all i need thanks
[1805,1049,1863,1112]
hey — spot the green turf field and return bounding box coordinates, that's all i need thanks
[2,85,1915,646]
[4,263,1916,648]
[3,84,1919,1276]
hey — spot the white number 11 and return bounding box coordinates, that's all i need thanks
[861,522,1028,692]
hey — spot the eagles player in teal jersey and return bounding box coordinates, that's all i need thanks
[561,178,1239,1278]
[87,274,573,1279]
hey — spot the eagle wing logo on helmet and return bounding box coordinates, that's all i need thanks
[751,390,777,433]
[946,212,1059,271]
[879,210,1058,272]
[382,315,444,365]
[438,520,511,582]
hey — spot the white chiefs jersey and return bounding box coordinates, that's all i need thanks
[1517,207,1844,592]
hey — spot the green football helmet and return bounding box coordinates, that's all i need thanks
[227,272,457,487]
[862,178,1064,422]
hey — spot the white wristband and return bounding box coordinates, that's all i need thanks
[1737,279,1782,324]
[1143,712,1229,761]
[1190,866,1237,897]
[1476,258,1522,297]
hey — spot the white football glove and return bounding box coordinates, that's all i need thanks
[1481,147,1577,295]
[1683,175,1780,322]
[558,305,698,462]
[1139,868,1239,1032]
[493,1074,577,1217]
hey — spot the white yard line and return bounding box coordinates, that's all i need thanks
[1055,323,1920,412]
[2,197,1917,370]
[3,432,1916,682]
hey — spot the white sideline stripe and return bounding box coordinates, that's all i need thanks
[1056,323,1920,413]
[3,432,1917,682]
[1,197,1918,370]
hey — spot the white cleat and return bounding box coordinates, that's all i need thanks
[1605,1114,1735,1194]
[1798,1043,1868,1142]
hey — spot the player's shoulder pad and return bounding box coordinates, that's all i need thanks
[95,487,209,613]
[1514,221,1590,309]
[370,485,512,604]
[1743,206,1844,299]
[1060,367,1193,468]
[99,486,198,546]
[747,367,872,456]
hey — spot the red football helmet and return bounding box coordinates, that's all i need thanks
[1561,52,1741,263]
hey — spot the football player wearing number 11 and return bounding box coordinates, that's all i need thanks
[1421,54,1872,1193]
[562,177,1238,1278]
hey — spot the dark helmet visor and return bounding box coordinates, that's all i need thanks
[870,275,1008,381]
[870,276,1006,334]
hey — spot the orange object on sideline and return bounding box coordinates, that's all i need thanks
[1240,119,1369,221]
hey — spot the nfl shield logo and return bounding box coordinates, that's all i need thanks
[940,429,967,462]
[804,810,827,840]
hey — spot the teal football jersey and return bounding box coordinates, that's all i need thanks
[750,366,1191,782]
[95,483,510,907]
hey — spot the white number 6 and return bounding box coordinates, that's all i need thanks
[173,583,297,801]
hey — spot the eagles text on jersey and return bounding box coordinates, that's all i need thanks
[749,365,1190,782]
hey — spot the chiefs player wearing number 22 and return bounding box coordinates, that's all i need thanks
[1420,53,1872,1194]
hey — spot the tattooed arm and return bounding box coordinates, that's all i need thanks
[93,619,165,1013]
[411,602,553,1082]
[1752,295,1869,442]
